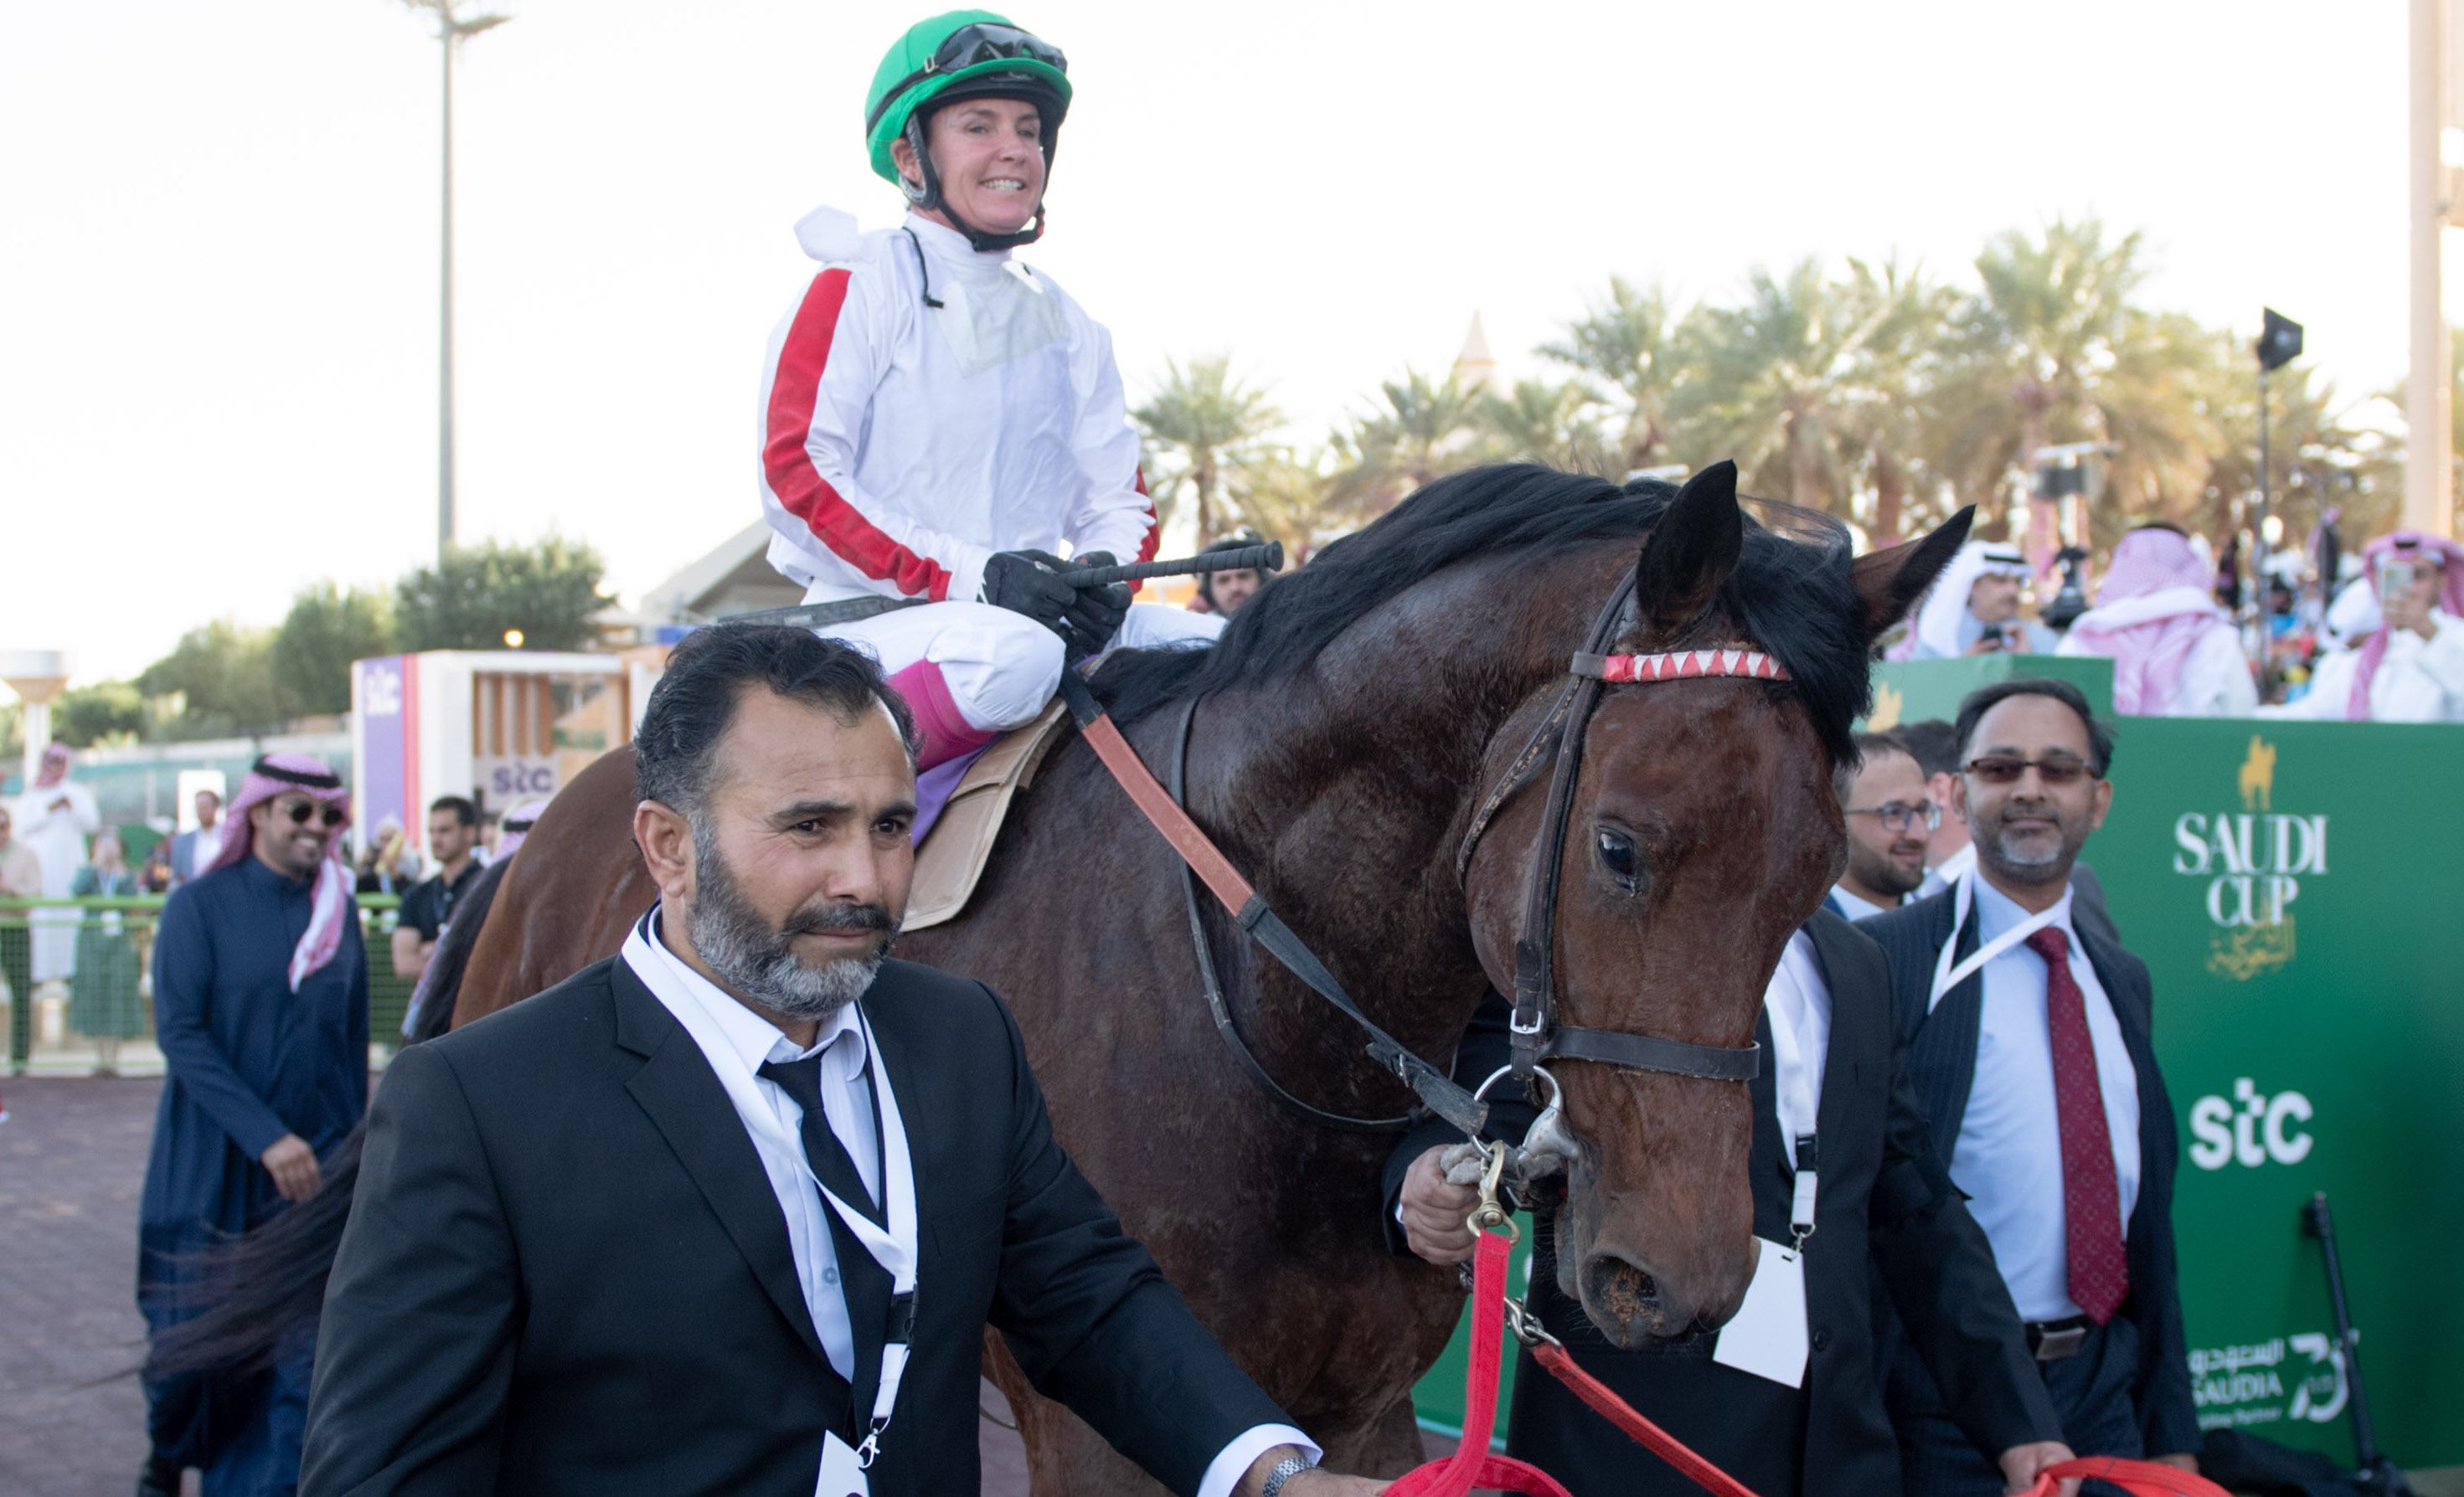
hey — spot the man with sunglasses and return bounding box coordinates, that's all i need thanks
[1827,730,1937,921]
[137,753,369,1497]
[754,10,1221,781]
[1863,681,2199,1494]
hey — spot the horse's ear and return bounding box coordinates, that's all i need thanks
[1848,506,1975,642]
[1635,460,1745,634]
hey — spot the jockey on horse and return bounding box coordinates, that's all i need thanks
[757,9,1220,773]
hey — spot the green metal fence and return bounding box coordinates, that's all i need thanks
[0,894,415,1074]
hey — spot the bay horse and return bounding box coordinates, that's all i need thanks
[451,461,1965,1489]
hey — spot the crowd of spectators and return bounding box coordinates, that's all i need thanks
[1894,522,2464,723]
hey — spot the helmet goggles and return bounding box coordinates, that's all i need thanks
[865,23,1068,132]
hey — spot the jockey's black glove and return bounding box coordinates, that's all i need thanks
[981,549,1077,635]
[1059,551,1133,656]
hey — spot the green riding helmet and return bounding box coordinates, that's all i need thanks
[863,11,1071,250]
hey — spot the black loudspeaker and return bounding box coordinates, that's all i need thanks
[2259,307,2305,371]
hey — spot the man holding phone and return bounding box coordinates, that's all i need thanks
[2268,530,2464,722]
[1904,543,2059,659]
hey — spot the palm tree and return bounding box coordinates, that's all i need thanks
[1224,450,1354,559]
[1665,259,1896,513]
[1479,378,1621,477]
[1539,277,1683,471]
[1326,367,1490,513]
[1822,258,1956,540]
[1923,219,2189,538]
[1131,356,1283,543]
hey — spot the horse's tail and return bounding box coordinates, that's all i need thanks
[404,857,510,1046]
[144,1123,363,1377]
[147,857,513,1376]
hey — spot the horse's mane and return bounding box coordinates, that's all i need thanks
[1093,463,1874,759]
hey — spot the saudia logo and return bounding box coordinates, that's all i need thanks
[2190,1334,2349,1430]
[2170,736,2322,981]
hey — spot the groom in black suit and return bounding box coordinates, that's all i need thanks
[1861,679,2199,1495]
[300,625,1383,1497]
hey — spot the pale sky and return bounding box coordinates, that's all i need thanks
[0,0,2440,684]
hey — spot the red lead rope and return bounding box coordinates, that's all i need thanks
[1390,1232,2231,1497]
[1386,1231,1574,1497]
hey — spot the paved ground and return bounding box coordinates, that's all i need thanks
[1,1076,168,1497]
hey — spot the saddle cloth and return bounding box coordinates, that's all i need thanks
[905,699,1073,931]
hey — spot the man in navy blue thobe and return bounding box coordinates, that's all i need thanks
[139,753,369,1497]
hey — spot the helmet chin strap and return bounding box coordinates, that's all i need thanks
[900,113,1049,253]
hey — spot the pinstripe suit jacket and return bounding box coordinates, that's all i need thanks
[1859,884,2200,1458]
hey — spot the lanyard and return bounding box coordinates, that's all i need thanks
[1927,869,2065,1012]
[1762,945,1821,1255]
[621,914,918,1468]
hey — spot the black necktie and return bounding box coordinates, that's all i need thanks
[757,1053,885,1228]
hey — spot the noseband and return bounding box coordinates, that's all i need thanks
[1458,574,1779,1085]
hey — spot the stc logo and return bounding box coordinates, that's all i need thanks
[2187,1078,2313,1171]
[360,664,402,718]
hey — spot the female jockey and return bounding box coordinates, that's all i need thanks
[755,10,1221,772]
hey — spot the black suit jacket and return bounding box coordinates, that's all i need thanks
[1860,886,2200,1458]
[301,954,1286,1496]
[1384,913,2056,1497]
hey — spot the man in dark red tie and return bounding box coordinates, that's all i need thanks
[1863,678,2199,1495]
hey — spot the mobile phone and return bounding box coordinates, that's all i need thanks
[2378,554,2413,609]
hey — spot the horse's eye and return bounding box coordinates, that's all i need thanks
[1595,829,1638,885]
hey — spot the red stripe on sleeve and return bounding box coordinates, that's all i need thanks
[763,270,954,602]
[1131,466,1161,563]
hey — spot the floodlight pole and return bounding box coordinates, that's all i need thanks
[412,2,509,562]
[439,26,456,560]
[2255,362,2270,613]
[2409,0,2455,538]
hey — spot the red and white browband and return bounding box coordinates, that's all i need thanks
[1570,647,1791,683]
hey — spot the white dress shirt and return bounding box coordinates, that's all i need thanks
[627,913,1310,1497]
[1763,931,1832,1153]
[1936,878,2141,1323]
[1826,884,1893,923]
[631,913,875,1380]
[1915,841,1976,901]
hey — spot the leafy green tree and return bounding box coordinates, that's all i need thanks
[1327,368,1490,514]
[137,621,293,738]
[54,681,148,748]
[1131,356,1285,543]
[271,583,394,715]
[394,535,607,653]
[1539,276,1683,471]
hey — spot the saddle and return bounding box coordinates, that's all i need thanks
[905,700,1072,931]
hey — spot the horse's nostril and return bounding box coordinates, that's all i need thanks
[1585,1256,1661,1322]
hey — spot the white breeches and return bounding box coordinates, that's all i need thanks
[820,600,1223,733]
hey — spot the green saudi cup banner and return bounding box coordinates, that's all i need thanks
[1414,663,2461,1467]
[2078,713,2463,1464]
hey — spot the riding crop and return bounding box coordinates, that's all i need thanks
[714,543,1286,632]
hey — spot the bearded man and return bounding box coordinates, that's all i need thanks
[1826,730,1936,921]
[301,625,1381,1497]
[1862,680,2198,1494]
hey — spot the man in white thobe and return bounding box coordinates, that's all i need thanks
[14,742,100,982]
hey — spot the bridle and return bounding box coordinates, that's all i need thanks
[1456,572,1776,1086]
[1154,566,1779,1142]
